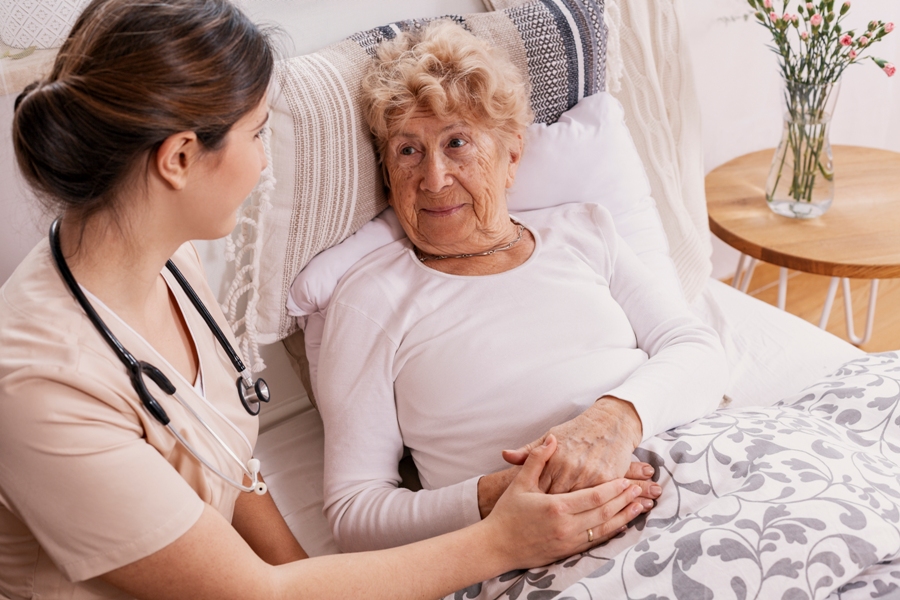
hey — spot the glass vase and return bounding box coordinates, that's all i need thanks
[765,80,840,219]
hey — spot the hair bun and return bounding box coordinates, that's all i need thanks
[14,81,41,111]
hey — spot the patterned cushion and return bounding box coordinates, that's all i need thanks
[224,0,608,355]
[0,0,89,49]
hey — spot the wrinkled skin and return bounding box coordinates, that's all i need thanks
[383,109,522,257]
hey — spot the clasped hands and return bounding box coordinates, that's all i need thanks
[477,396,660,519]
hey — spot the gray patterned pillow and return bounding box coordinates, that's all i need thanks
[225,0,608,356]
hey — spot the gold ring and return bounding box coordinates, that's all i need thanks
[587,528,594,544]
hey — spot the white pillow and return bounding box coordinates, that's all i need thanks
[288,92,682,400]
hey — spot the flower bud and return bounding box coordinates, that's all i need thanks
[810,13,823,26]
[839,33,852,46]
[886,22,895,34]
[884,63,896,77]
[826,12,835,23]
[840,1,850,15]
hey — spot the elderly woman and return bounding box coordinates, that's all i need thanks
[317,20,729,552]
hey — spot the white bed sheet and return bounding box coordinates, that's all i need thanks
[698,279,864,410]
[256,277,864,557]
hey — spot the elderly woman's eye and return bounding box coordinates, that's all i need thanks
[448,138,467,148]
[399,146,416,156]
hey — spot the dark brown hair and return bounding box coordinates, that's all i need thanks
[12,0,274,219]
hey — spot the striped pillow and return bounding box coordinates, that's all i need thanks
[225,0,607,358]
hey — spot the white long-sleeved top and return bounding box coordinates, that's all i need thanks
[318,203,728,552]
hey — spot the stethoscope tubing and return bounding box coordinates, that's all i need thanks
[165,260,251,381]
[49,218,268,495]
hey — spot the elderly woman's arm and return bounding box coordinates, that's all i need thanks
[499,207,729,498]
[318,301,481,551]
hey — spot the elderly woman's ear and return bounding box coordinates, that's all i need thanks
[505,133,524,190]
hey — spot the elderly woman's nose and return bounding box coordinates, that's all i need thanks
[420,152,453,192]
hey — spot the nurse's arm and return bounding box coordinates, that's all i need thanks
[231,473,308,564]
[101,436,645,600]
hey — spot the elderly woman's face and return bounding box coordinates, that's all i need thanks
[383,110,521,255]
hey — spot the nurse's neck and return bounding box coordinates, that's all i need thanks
[59,191,187,326]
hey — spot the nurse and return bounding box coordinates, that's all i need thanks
[0,0,651,598]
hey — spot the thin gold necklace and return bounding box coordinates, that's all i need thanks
[416,220,526,262]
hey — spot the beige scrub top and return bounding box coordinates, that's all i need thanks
[0,240,259,600]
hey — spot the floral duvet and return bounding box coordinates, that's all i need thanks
[450,352,900,600]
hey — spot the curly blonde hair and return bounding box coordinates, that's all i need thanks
[362,20,532,165]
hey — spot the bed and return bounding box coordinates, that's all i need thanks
[200,0,900,597]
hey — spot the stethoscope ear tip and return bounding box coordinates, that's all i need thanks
[254,481,268,495]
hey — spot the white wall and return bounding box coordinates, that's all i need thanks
[2,0,899,284]
[0,93,44,284]
[681,0,900,278]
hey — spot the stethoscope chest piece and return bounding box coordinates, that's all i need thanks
[237,376,270,416]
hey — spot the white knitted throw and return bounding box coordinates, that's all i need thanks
[604,0,712,301]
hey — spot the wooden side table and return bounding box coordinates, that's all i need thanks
[706,145,900,345]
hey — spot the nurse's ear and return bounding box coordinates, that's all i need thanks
[154,131,202,191]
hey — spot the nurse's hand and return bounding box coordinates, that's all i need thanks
[484,435,645,566]
[502,396,658,497]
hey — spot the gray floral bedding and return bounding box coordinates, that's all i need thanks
[449,352,900,600]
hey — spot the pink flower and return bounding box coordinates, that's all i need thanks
[885,63,897,77]
[770,11,779,21]
[849,49,857,58]
[859,36,869,45]
[806,2,814,8]
[801,31,809,40]
[886,22,895,33]
[810,13,823,26]
[840,33,853,46]
[764,0,772,7]
[842,1,851,9]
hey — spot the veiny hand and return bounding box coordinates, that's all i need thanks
[502,397,652,495]
[477,463,658,519]
[485,434,646,568]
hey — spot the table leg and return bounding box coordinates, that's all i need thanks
[840,278,879,346]
[818,277,840,329]
[731,254,759,293]
[777,267,788,310]
[731,254,748,288]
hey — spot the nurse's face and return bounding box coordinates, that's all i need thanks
[189,97,269,239]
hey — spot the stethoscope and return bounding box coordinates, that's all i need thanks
[49,218,271,495]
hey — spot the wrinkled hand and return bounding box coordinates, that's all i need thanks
[503,396,647,494]
[485,434,646,569]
